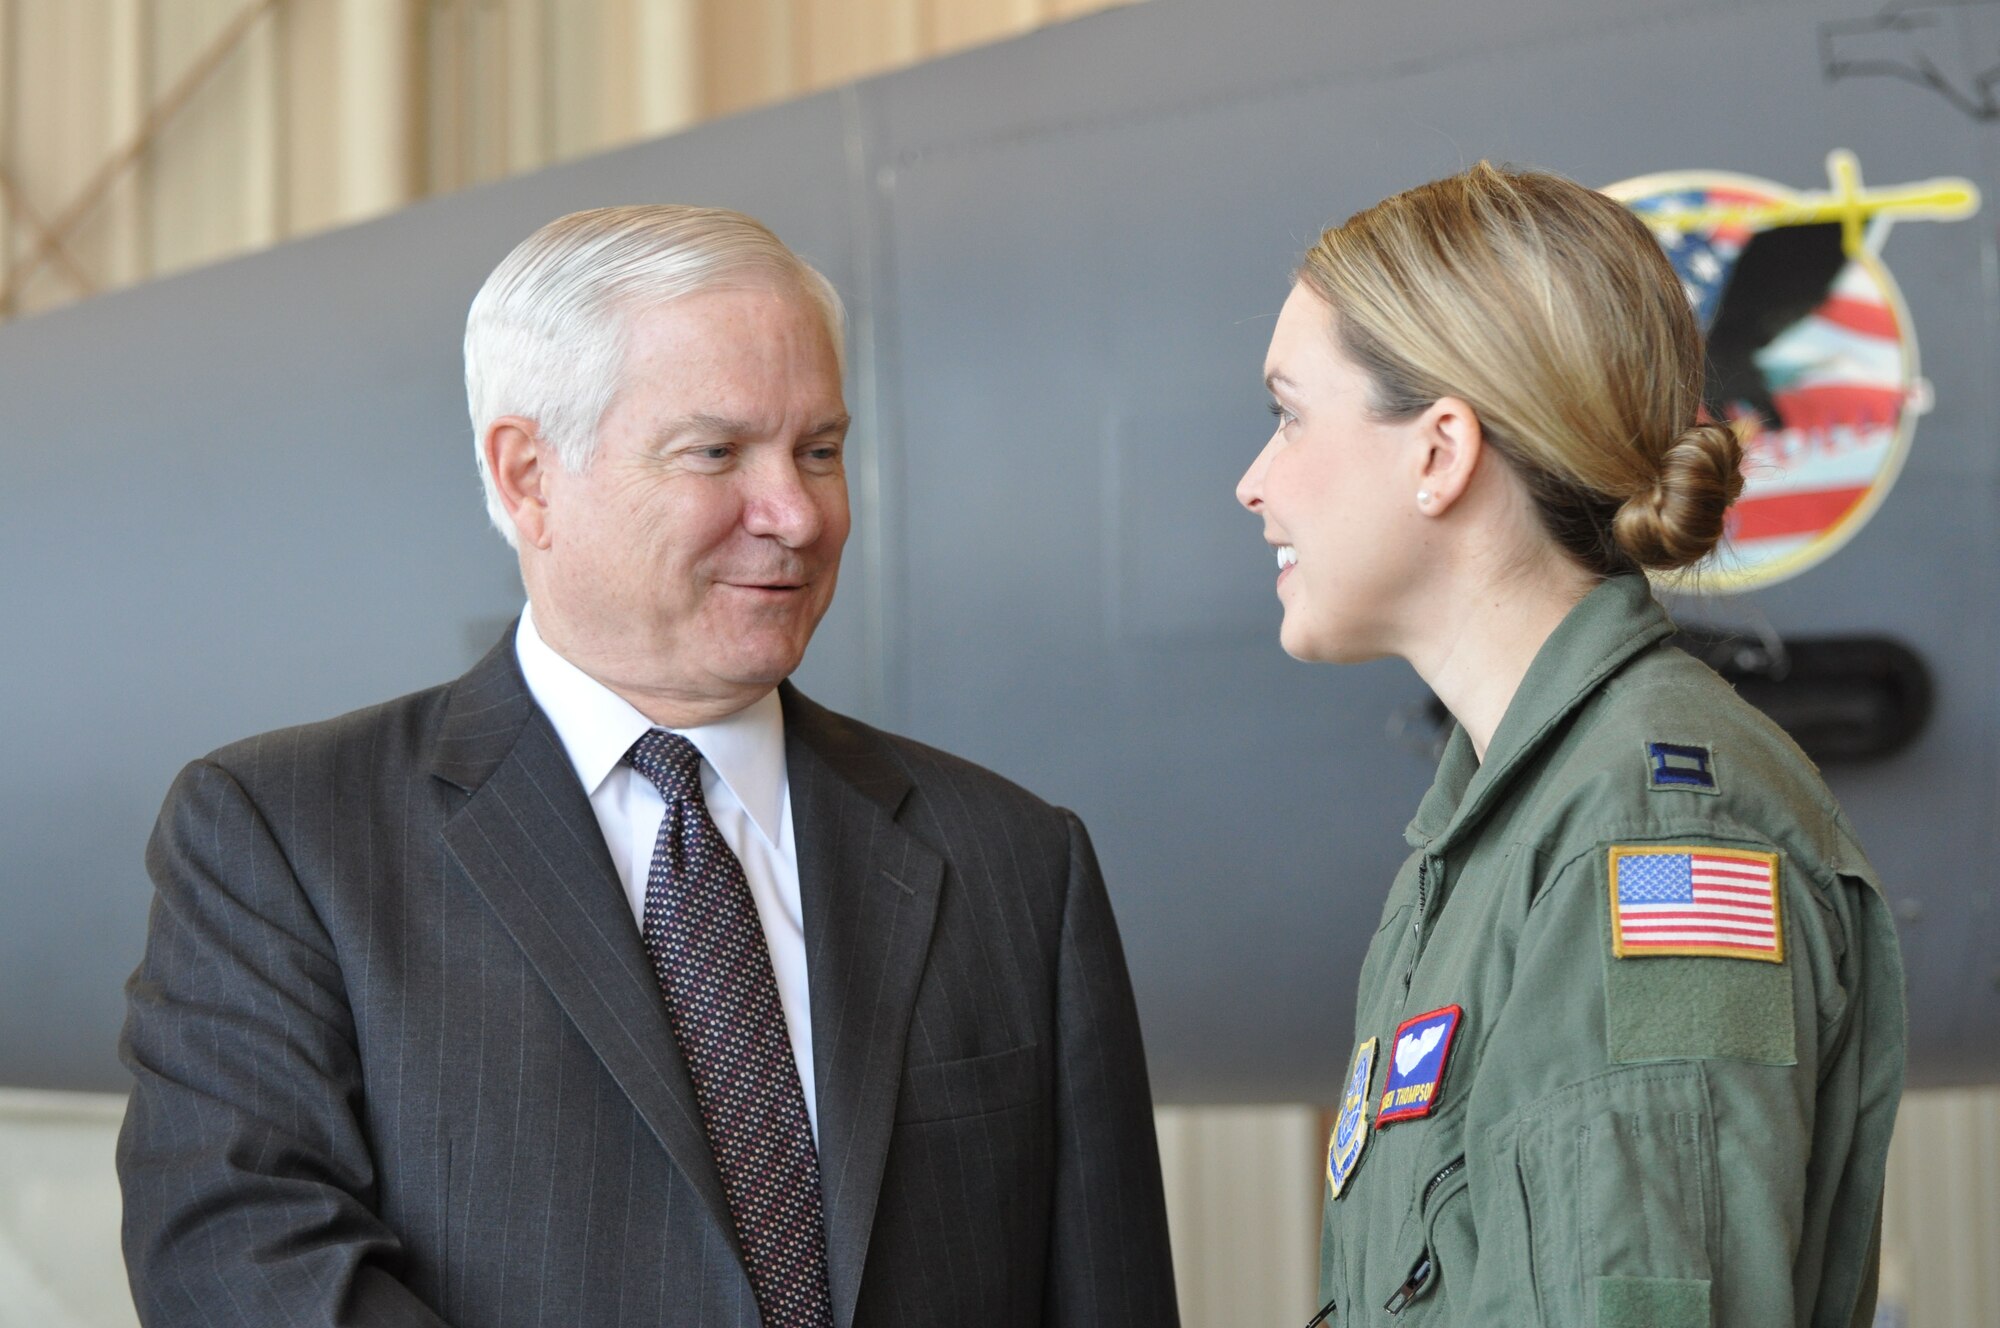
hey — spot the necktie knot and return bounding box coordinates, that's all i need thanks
[626,729,704,802]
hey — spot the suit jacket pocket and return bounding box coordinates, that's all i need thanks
[896,1043,1042,1123]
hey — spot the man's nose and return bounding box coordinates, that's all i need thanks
[742,455,825,547]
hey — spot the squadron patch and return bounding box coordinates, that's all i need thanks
[1605,151,1979,592]
[1377,1005,1462,1126]
[1646,741,1718,794]
[1326,1038,1376,1199]
[1609,845,1783,962]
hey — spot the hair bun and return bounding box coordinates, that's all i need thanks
[1610,421,1746,571]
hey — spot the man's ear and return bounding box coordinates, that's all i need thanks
[1414,395,1485,516]
[484,416,555,549]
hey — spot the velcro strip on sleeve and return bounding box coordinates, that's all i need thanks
[1604,948,1796,1064]
[1595,1275,1710,1328]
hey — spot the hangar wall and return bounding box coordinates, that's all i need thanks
[0,0,1992,1320]
[0,0,1139,322]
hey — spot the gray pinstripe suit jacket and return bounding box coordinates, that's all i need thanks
[117,632,1179,1327]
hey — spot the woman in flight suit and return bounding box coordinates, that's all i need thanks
[1236,163,1905,1327]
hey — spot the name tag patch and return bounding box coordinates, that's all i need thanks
[1377,1005,1462,1126]
[1326,1038,1376,1198]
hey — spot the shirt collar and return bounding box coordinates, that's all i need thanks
[514,603,789,847]
[1405,573,1674,851]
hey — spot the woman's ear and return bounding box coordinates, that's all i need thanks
[1413,395,1484,516]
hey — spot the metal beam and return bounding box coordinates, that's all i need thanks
[0,165,95,306]
[0,0,281,311]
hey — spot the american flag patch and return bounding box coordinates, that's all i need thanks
[1609,845,1783,963]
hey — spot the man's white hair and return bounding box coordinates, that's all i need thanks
[464,205,846,547]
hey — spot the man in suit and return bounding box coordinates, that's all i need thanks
[117,206,1179,1327]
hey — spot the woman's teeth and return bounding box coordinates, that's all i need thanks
[1276,545,1298,570]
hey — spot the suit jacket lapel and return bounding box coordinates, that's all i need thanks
[783,684,945,1328]
[431,632,743,1264]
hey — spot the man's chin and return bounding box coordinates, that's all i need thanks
[708,643,812,693]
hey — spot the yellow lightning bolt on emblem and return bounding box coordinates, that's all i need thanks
[1635,150,1979,258]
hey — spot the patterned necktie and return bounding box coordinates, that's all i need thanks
[626,729,834,1328]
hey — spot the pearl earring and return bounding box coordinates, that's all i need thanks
[1417,489,1432,506]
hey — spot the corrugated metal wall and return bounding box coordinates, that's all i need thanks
[1156,1105,1322,1325]
[1879,1087,2000,1327]
[1150,1092,2000,1327]
[0,0,1137,322]
[2,1090,1992,1326]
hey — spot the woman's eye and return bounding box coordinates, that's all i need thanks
[1268,401,1294,426]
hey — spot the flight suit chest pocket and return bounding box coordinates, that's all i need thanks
[896,1043,1042,1123]
[1376,1151,1471,1321]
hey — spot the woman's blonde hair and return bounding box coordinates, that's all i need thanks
[1299,162,1742,574]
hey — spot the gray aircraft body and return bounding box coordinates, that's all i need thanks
[2,0,1992,1098]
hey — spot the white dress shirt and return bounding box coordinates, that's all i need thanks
[514,604,818,1140]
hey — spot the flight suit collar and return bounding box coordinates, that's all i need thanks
[1405,574,1674,852]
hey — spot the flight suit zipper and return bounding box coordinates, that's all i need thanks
[1403,856,1438,998]
[1420,1157,1465,1209]
[1383,1157,1466,1315]
[1383,1253,1432,1316]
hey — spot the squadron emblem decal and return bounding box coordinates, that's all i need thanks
[1604,151,1978,592]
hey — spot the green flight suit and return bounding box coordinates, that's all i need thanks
[1316,574,1906,1327]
